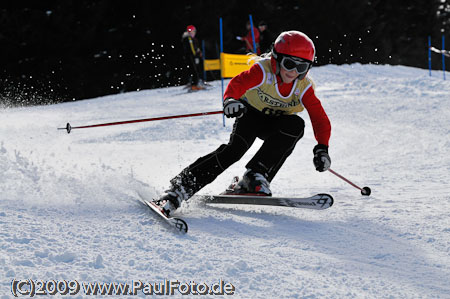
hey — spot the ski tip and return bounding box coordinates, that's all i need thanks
[318,193,334,208]
[139,196,189,234]
[173,217,188,234]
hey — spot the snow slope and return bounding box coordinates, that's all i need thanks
[1,64,450,298]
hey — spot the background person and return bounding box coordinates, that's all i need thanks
[258,20,275,54]
[181,25,204,91]
[236,21,260,54]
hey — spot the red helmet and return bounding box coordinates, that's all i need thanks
[272,31,315,61]
[187,25,196,32]
[271,31,315,77]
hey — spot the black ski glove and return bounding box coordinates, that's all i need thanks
[223,98,247,118]
[313,144,331,172]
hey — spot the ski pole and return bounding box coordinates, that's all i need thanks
[328,168,371,196]
[57,110,223,134]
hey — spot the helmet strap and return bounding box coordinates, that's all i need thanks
[271,48,281,75]
[275,61,280,76]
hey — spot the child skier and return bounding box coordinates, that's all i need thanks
[154,30,331,216]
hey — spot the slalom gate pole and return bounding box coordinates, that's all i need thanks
[428,36,432,77]
[328,168,371,196]
[219,17,225,127]
[58,110,223,134]
[249,14,257,54]
[442,35,446,80]
[202,39,206,82]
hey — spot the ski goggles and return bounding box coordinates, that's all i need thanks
[280,56,312,74]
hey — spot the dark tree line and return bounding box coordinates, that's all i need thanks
[1,0,449,106]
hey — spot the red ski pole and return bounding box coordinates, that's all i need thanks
[328,168,371,196]
[58,110,224,134]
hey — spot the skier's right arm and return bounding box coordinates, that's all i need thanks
[223,63,264,100]
[222,64,264,118]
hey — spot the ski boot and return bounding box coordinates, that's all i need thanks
[153,189,187,217]
[224,169,272,196]
[191,85,205,91]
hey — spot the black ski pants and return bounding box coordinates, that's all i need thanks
[170,106,305,197]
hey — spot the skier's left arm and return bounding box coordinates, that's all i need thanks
[302,88,332,172]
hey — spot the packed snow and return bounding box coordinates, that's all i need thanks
[1,64,450,298]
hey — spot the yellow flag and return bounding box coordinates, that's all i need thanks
[204,59,221,71]
[220,53,256,78]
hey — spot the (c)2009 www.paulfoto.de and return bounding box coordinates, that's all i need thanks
[11,278,236,296]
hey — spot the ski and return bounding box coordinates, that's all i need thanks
[201,193,333,210]
[137,193,188,234]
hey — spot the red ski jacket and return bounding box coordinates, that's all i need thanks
[224,63,331,146]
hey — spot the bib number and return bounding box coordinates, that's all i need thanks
[261,107,286,116]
